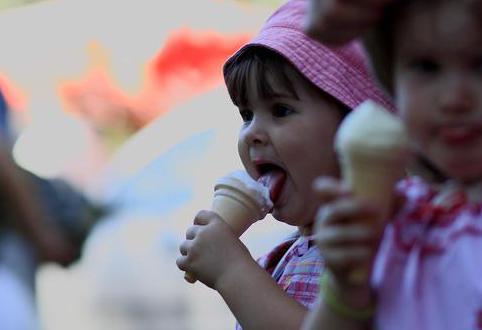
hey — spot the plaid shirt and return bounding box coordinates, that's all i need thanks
[235,233,324,329]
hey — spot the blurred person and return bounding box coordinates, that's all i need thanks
[176,0,393,329]
[0,87,107,329]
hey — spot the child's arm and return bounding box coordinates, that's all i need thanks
[302,177,384,330]
[305,0,394,45]
[177,210,308,330]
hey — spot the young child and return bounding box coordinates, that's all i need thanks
[176,0,392,329]
[304,1,482,330]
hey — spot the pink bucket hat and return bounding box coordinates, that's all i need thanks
[224,0,394,112]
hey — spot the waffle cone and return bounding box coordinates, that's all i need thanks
[341,157,406,284]
[211,185,263,237]
[184,172,269,284]
[342,157,406,220]
[335,100,410,285]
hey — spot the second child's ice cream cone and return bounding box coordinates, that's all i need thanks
[335,100,410,284]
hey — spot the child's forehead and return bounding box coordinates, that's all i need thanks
[245,66,299,101]
[395,0,482,53]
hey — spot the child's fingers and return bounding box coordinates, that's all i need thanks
[322,246,372,268]
[176,254,188,271]
[316,198,377,227]
[193,210,217,225]
[305,0,386,44]
[326,2,382,26]
[179,239,193,257]
[313,176,349,203]
[185,225,201,240]
[315,224,375,247]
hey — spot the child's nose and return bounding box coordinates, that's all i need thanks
[439,75,475,114]
[243,118,268,145]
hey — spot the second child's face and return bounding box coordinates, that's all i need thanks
[237,66,343,232]
[394,0,482,184]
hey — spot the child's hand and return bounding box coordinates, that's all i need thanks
[305,0,394,45]
[312,177,383,287]
[176,210,253,289]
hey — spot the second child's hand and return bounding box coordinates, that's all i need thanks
[305,0,395,45]
[312,177,382,287]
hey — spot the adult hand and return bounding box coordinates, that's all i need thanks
[305,0,395,45]
[177,210,253,289]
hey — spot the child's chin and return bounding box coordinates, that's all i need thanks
[441,163,482,184]
[270,209,287,223]
[271,209,299,227]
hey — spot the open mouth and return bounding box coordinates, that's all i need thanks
[256,163,287,204]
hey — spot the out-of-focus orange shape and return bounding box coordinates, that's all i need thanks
[60,29,251,131]
[0,74,27,112]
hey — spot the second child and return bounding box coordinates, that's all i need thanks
[304,1,482,330]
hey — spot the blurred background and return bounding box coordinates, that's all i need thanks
[0,0,294,329]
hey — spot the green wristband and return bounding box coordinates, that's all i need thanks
[320,272,375,321]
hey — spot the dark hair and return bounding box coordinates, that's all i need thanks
[224,47,298,107]
[365,0,482,183]
[361,3,399,96]
[363,0,482,96]
[223,46,349,116]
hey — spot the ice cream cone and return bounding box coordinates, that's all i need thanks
[185,170,272,283]
[335,100,410,284]
[212,175,268,237]
[342,153,408,219]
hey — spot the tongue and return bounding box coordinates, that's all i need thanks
[258,169,286,203]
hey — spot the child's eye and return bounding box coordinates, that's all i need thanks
[272,104,295,118]
[239,109,253,123]
[408,58,440,74]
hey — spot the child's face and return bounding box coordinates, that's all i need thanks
[237,66,343,231]
[394,0,482,183]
